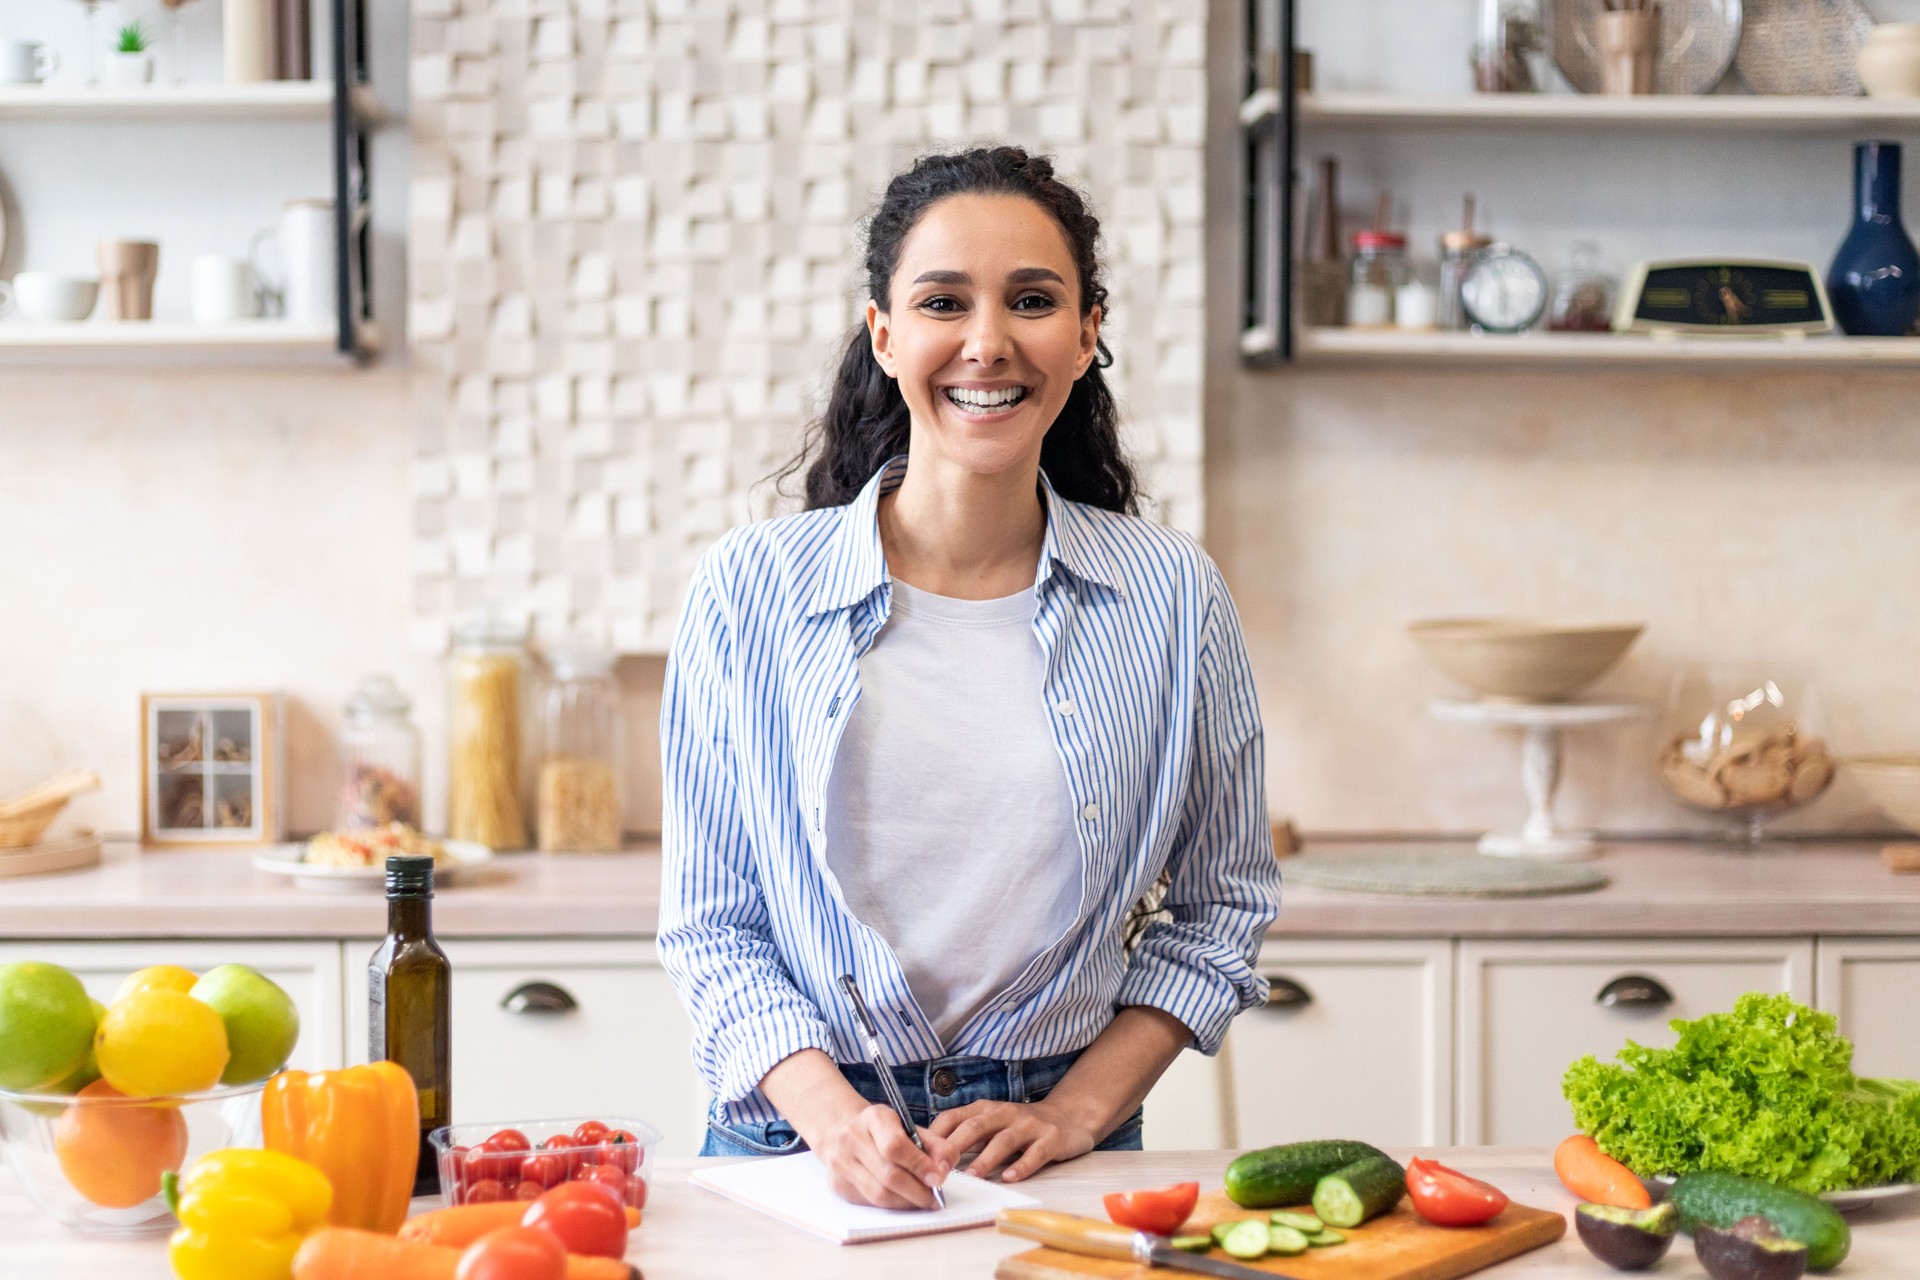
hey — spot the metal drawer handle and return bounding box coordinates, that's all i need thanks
[1261,976,1313,1009]
[502,981,578,1015]
[1596,974,1673,1010]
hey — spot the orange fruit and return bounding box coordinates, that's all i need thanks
[53,1080,189,1208]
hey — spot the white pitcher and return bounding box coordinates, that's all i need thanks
[251,199,336,323]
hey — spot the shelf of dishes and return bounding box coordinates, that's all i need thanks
[0,319,376,364]
[0,81,384,123]
[1256,326,1920,367]
[1243,89,1920,131]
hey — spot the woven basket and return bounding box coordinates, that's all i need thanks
[0,769,100,850]
[0,800,68,850]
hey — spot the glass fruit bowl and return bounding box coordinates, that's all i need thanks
[1656,665,1835,848]
[0,1080,265,1234]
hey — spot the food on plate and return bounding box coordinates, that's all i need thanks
[1223,1138,1388,1208]
[1659,726,1833,812]
[340,762,420,830]
[164,1148,332,1280]
[519,1182,630,1259]
[537,758,620,852]
[1405,1156,1508,1226]
[1668,1171,1850,1272]
[263,1063,420,1233]
[190,964,301,1085]
[402,1202,642,1249]
[448,651,528,850]
[1311,1152,1407,1229]
[1101,1181,1199,1235]
[305,822,450,869]
[456,1226,567,1280]
[1554,1134,1652,1209]
[1573,1202,1677,1271]
[293,1227,639,1280]
[0,960,98,1092]
[1694,1217,1811,1280]
[94,988,230,1096]
[1563,993,1920,1194]
[53,1079,189,1208]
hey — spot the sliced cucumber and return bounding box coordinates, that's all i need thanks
[1209,1222,1237,1247]
[1269,1210,1323,1233]
[1312,1153,1407,1229]
[1267,1224,1310,1255]
[1220,1218,1272,1261]
[1170,1235,1214,1253]
[1307,1228,1346,1247]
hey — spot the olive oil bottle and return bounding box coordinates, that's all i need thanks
[369,854,451,1196]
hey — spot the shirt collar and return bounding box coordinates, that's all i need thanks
[805,455,1124,618]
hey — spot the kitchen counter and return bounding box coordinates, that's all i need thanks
[2,839,1918,940]
[5,1148,1918,1279]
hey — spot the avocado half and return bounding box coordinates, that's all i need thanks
[1574,1202,1678,1271]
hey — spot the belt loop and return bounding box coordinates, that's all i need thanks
[1009,1055,1025,1104]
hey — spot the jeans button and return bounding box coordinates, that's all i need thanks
[931,1067,959,1096]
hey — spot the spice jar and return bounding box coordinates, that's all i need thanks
[1548,241,1617,332]
[1348,231,1409,328]
[1439,230,1494,331]
[447,617,530,850]
[337,675,421,830]
[536,646,624,853]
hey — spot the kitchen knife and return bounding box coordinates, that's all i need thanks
[997,1209,1301,1280]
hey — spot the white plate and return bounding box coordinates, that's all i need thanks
[1651,1174,1920,1214]
[252,840,493,892]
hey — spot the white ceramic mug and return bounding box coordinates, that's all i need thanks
[13,273,100,323]
[0,41,59,86]
[250,199,336,323]
[191,255,258,323]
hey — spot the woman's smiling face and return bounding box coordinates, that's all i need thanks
[867,192,1102,479]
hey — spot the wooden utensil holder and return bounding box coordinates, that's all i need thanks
[1598,10,1660,95]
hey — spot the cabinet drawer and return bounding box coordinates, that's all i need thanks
[1816,939,1920,1079]
[1460,938,1813,1146]
[1225,939,1453,1149]
[0,939,344,1072]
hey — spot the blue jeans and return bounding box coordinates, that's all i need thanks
[699,1047,1145,1158]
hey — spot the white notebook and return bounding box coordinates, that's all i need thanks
[689,1150,1041,1245]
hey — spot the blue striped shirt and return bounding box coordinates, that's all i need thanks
[659,457,1280,1126]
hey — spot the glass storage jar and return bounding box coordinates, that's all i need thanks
[536,646,624,853]
[337,674,421,830]
[1348,230,1409,328]
[447,617,530,850]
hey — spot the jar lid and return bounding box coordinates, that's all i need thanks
[546,644,618,680]
[1351,230,1407,251]
[1441,229,1494,253]
[452,613,530,650]
[345,674,412,719]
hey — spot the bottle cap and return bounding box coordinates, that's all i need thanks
[385,854,435,897]
[1441,229,1494,253]
[1351,230,1406,251]
[346,673,413,721]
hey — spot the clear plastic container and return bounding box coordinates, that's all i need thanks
[1348,230,1409,328]
[337,674,421,830]
[430,1115,662,1209]
[447,617,530,850]
[537,646,624,853]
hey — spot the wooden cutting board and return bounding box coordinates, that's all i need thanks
[996,1190,1565,1280]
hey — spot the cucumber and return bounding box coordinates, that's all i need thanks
[1224,1139,1390,1208]
[1312,1153,1408,1229]
[1209,1222,1236,1247]
[1269,1210,1323,1232]
[1267,1224,1310,1255]
[1170,1235,1214,1253]
[1668,1171,1851,1272]
[1307,1229,1346,1246]
[1220,1218,1271,1260]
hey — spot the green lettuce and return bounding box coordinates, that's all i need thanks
[1562,992,1920,1193]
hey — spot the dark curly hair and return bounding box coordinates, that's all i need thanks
[776,146,1141,515]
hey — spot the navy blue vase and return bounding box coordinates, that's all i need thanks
[1827,141,1920,337]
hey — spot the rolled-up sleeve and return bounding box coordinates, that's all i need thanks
[657,544,833,1105]
[1115,560,1281,1054]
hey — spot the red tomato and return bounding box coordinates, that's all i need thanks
[597,1131,641,1174]
[464,1146,522,1189]
[538,1134,578,1178]
[455,1225,568,1280]
[571,1120,611,1146]
[575,1163,628,1200]
[513,1180,544,1202]
[521,1181,630,1259]
[463,1178,510,1205]
[1406,1157,1509,1227]
[485,1129,532,1153]
[624,1174,648,1211]
[1102,1182,1201,1236]
[521,1152,570,1190]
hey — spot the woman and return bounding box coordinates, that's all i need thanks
[660,146,1279,1210]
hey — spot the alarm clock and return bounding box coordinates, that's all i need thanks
[1615,259,1835,337]
[1459,244,1550,334]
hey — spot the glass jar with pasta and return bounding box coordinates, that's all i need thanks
[446,617,531,850]
[536,646,624,853]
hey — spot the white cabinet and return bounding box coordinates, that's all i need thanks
[1459,938,1814,1146]
[1816,939,1920,1079]
[345,938,711,1157]
[1143,1046,1229,1151]
[0,939,344,1072]
[1224,939,1453,1150]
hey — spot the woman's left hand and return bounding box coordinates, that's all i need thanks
[924,1099,1100,1183]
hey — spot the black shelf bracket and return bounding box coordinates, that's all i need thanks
[331,0,373,361]
[1243,0,1297,365]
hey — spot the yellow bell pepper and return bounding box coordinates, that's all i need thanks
[262,1062,419,1234]
[166,1148,332,1280]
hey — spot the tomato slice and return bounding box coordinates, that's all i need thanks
[1405,1157,1509,1227]
[1102,1182,1201,1236]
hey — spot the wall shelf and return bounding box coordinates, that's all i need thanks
[0,82,382,123]
[1244,89,1920,132]
[1280,327,1920,368]
[0,320,380,366]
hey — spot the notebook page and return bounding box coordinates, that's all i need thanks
[689,1151,1041,1245]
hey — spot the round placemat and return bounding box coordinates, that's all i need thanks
[1283,851,1611,898]
[1549,0,1743,95]
[1735,0,1871,96]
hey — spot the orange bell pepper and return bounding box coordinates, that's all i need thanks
[263,1062,419,1234]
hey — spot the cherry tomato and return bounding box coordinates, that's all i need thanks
[455,1225,568,1280]
[521,1181,630,1259]
[624,1174,648,1211]
[597,1130,641,1174]
[513,1180,544,1202]
[464,1146,522,1189]
[571,1120,611,1146]
[575,1163,628,1199]
[1101,1182,1200,1236]
[521,1152,571,1190]
[1406,1157,1509,1227]
[463,1178,510,1205]
[538,1134,579,1178]
[483,1129,532,1155]
[445,1145,471,1193]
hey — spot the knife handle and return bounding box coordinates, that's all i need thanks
[997,1209,1144,1261]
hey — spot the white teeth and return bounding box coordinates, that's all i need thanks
[945,387,1027,411]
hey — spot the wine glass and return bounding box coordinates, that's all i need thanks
[71,0,115,86]
[158,0,202,84]
[1656,664,1835,849]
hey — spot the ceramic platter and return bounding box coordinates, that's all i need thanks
[1736,0,1872,96]
[252,840,492,892]
[1549,0,1743,95]
[1651,1174,1920,1215]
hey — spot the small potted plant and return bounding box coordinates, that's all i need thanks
[107,21,155,86]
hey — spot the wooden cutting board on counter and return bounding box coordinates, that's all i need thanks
[996,1190,1566,1280]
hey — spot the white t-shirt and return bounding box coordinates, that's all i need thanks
[823,577,1085,1046]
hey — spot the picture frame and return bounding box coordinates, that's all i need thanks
[139,692,285,846]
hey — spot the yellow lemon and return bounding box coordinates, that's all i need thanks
[112,965,199,1004]
[94,990,229,1097]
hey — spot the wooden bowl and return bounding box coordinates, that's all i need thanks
[1851,756,1920,835]
[0,799,68,851]
[1409,619,1644,702]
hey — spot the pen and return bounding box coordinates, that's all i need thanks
[838,973,946,1210]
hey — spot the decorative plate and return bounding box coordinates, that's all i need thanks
[1282,851,1610,898]
[252,840,492,892]
[1549,0,1743,95]
[1735,0,1872,96]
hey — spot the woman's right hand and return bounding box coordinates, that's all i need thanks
[812,1102,958,1209]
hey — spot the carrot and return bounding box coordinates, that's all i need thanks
[295,1227,640,1280]
[1554,1134,1652,1208]
[563,1256,641,1280]
[401,1201,643,1248]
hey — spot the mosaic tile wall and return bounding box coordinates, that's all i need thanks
[408,0,1208,653]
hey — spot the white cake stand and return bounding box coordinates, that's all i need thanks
[1430,698,1649,859]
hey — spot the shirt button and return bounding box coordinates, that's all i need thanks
[1055,698,1076,716]
[1081,802,1099,822]
[930,1067,959,1097]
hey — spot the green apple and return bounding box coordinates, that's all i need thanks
[46,999,107,1093]
[189,965,300,1085]
[0,961,96,1092]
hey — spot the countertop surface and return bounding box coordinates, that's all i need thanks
[2,839,1918,939]
[5,1148,1919,1279]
